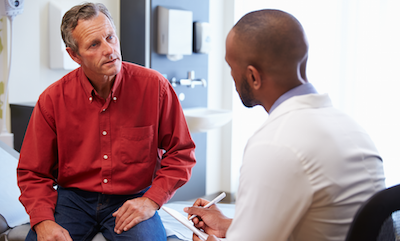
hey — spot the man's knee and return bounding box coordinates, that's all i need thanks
[102,212,166,241]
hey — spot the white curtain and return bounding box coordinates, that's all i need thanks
[231,0,400,189]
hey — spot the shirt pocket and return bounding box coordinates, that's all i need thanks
[121,125,154,163]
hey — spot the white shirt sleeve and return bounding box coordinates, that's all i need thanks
[226,142,313,241]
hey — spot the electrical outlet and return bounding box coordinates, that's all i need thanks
[0,0,24,18]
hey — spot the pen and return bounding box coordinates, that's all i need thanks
[189,192,226,220]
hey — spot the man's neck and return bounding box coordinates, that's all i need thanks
[268,82,317,113]
[88,75,116,100]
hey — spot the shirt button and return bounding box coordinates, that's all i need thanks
[102,109,106,112]
[103,154,108,160]
[103,179,108,184]
[102,131,107,136]
[89,97,93,102]
[113,97,117,101]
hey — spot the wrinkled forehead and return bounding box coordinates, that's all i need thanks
[72,13,115,45]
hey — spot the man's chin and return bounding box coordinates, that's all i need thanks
[243,104,255,108]
[104,61,122,75]
[241,100,258,108]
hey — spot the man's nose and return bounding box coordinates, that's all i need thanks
[102,41,114,55]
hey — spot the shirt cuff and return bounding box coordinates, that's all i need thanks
[143,185,173,208]
[29,207,55,228]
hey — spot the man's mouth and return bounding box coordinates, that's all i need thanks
[104,58,118,65]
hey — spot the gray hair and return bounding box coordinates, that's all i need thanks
[61,2,116,54]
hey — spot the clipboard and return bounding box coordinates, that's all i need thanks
[161,206,209,240]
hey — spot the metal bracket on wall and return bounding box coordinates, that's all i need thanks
[170,71,207,88]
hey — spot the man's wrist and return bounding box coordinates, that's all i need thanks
[144,197,160,210]
[221,218,233,237]
[34,220,53,232]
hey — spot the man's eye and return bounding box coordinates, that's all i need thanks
[91,43,97,47]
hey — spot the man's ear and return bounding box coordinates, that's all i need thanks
[246,65,262,90]
[66,47,82,65]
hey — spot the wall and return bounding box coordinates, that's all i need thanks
[206,0,235,195]
[0,16,10,132]
[150,0,209,200]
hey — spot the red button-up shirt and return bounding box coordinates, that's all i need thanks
[17,62,196,227]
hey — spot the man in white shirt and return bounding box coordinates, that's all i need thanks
[185,9,385,241]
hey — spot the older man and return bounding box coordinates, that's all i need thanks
[18,3,195,241]
[185,9,385,241]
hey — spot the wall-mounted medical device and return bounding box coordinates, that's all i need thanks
[0,0,24,18]
[157,6,193,61]
[194,22,211,54]
[48,2,79,70]
[0,0,24,146]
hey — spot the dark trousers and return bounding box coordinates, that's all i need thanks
[26,187,166,241]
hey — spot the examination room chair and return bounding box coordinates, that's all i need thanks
[345,184,400,241]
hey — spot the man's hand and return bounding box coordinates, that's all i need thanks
[34,220,72,241]
[184,198,232,238]
[112,197,159,234]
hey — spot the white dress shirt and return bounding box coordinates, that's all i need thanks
[226,93,385,241]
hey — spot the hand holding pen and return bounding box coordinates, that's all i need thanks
[184,192,232,239]
[189,192,226,220]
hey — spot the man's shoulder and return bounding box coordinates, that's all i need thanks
[122,61,158,76]
[121,61,167,85]
[40,68,81,99]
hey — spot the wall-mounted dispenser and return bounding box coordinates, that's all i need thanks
[194,22,211,54]
[157,6,193,61]
[48,2,79,70]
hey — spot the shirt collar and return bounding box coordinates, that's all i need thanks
[269,82,318,113]
[79,67,95,99]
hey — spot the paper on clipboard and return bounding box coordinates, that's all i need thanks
[161,206,209,240]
